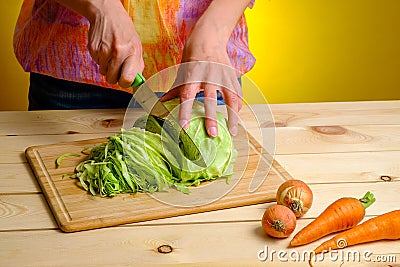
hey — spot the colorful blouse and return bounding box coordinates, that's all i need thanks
[14,0,255,93]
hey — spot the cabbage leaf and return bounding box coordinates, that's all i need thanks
[70,99,237,196]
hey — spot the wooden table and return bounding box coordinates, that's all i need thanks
[1,101,399,266]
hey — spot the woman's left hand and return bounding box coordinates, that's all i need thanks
[161,27,242,137]
[161,0,251,137]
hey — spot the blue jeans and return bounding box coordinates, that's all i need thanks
[28,73,226,110]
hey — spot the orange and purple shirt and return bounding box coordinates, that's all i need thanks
[14,0,255,93]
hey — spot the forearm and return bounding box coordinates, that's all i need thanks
[194,0,252,44]
[54,0,122,23]
[54,0,143,87]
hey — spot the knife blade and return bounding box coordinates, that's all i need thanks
[131,72,207,168]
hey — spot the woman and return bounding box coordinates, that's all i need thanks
[14,0,255,136]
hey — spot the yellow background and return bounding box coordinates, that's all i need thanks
[1,0,399,110]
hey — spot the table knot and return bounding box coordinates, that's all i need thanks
[311,126,347,135]
[157,244,173,254]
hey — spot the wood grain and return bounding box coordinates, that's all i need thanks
[0,109,129,136]
[275,151,400,183]
[0,162,40,193]
[268,100,400,127]
[1,101,399,136]
[3,124,400,164]
[2,149,400,194]
[271,125,400,154]
[0,194,57,230]
[1,100,400,266]
[0,133,114,163]
[1,219,399,267]
[25,127,292,232]
[1,181,398,231]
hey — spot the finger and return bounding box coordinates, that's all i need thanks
[220,66,243,111]
[203,84,218,137]
[106,54,124,85]
[87,26,100,64]
[221,86,240,136]
[99,64,108,77]
[172,61,205,89]
[97,42,112,76]
[139,56,145,72]
[98,57,109,77]
[118,55,143,88]
[232,77,243,111]
[178,83,199,129]
[160,87,181,102]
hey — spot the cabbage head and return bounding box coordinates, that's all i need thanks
[134,98,237,186]
[72,98,237,196]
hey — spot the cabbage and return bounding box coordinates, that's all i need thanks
[70,99,237,196]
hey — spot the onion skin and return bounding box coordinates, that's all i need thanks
[261,204,297,238]
[276,180,313,218]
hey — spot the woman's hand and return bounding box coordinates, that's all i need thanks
[56,0,144,87]
[161,31,242,137]
[161,0,251,137]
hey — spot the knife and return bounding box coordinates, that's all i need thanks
[131,72,207,168]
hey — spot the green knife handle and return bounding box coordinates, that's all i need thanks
[131,72,145,87]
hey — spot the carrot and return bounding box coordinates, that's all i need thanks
[313,209,400,254]
[290,191,375,247]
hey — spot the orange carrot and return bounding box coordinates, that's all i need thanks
[290,192,375,247]
[313,209,400,254]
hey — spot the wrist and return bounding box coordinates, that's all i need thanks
[191,0,251,46]
[192,18,231,46]
[54,0,117,23]
[82,0,103,23]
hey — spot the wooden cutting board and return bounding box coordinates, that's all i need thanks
[25,127,293,232]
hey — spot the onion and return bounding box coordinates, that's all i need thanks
[276,179,313,218]
[261,204,297,238]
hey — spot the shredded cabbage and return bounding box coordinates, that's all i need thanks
[69,99,237,196]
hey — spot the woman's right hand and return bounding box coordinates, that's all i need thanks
[56,0,144,87]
